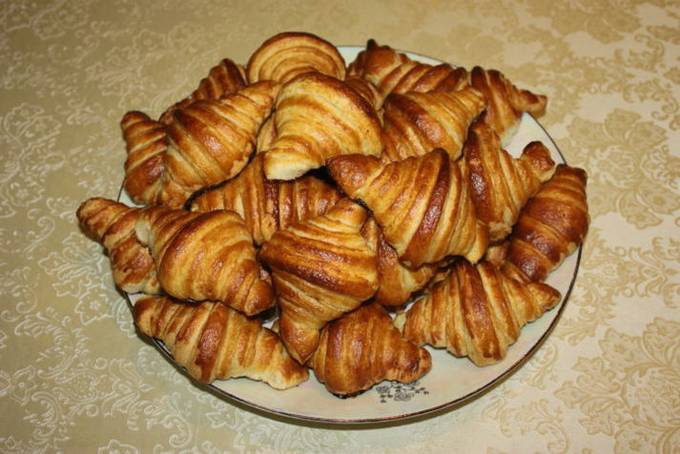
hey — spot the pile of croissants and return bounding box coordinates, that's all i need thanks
[76,32,589,397]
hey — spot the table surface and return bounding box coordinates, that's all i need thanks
[2,1,679,452]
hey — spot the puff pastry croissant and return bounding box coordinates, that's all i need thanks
[190,154,342,245]
[76,197,159,294]
[135,207,274,316]
[328,149,489,268]
[348,39,468,98]
[133,296,308,388]
[381,86,486,162]
[470,66,547,145]
[247,31,346,84]
[464,122,556,242]
[397,260,561,366]
[361,218,438,307]
[496,164,589,283]
[121,81,279,208]
[259,199,379,364]
[263,72,383,180]
[310,304,432,395]
[159,58,246,124]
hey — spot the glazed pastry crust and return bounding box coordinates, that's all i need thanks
[134,296,308,389]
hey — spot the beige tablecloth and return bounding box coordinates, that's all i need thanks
[1,1,678,452]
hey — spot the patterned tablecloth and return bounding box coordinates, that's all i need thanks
[1,1,678,452]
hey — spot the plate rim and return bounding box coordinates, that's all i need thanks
[120,45,582,427]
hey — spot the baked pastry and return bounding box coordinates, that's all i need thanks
[470,66,547,145]
[159,58,246,124]
[259,199,379,364]
[464,122,556,242]
[381,86,486,162]
[190,154,342,245]
[76,198,159,294]
[310,304,432,395]
[160,80,280,206]
[495,164,589,282]
[361,218,437,307]
[133,296,308,389]
[121,81,279,208]
[135,207,274,316]
[328,149,489,268]
[120,111,168,206]
[247,31,345,84]
[396,260,561,366]
[347,39,468,98]
[263,72,383,180]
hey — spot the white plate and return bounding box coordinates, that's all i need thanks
[121,46,581,425]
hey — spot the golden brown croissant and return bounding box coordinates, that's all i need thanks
[259,199,379,364]
[347,39,468,98]
[133,296,308,388]
[247,31,346,84]
[76,198,159,294]
[361,218,437,307]
[396,260,561,366]
[310,303,432,395]
[121,81,279,208]
[263,72,383,180]
[135,207,274,316]
[121,111,168,206]
[381,86,486,162]
[190,154,342,245]
[464,122,556,242]
[470,66,547,145]
[328,149,489,268]
[160,81,280,206]
[498,164,589,283]
[159,58,246,124]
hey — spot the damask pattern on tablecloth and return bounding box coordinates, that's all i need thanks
[0,0,678,452]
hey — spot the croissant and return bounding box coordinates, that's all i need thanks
[361,218,437,307]
[498,164,589,283]
[263,72,383,180]
[190,154,342,245]
[121,81,279,208]
[159,58,246,124]
[133,296,308,389]
[470,66,547,145]
[310,304,432,396]
[120,111,168,206]
[328,149,489,268]
[161,81,280,206]
[396,260,561,366]
[247,31,346,84]
[259,199,379,364]
[464,122,556,242]
[76,198,159,294]
[381,86,486,162]
[347,39,468,98]
[135,207,274,316]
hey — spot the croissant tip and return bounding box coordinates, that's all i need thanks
[521,141,555,176]
[556,164,588,185]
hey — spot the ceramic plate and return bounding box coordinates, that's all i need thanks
[121,46,581,425]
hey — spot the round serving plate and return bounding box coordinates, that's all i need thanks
[121,46,581,425]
